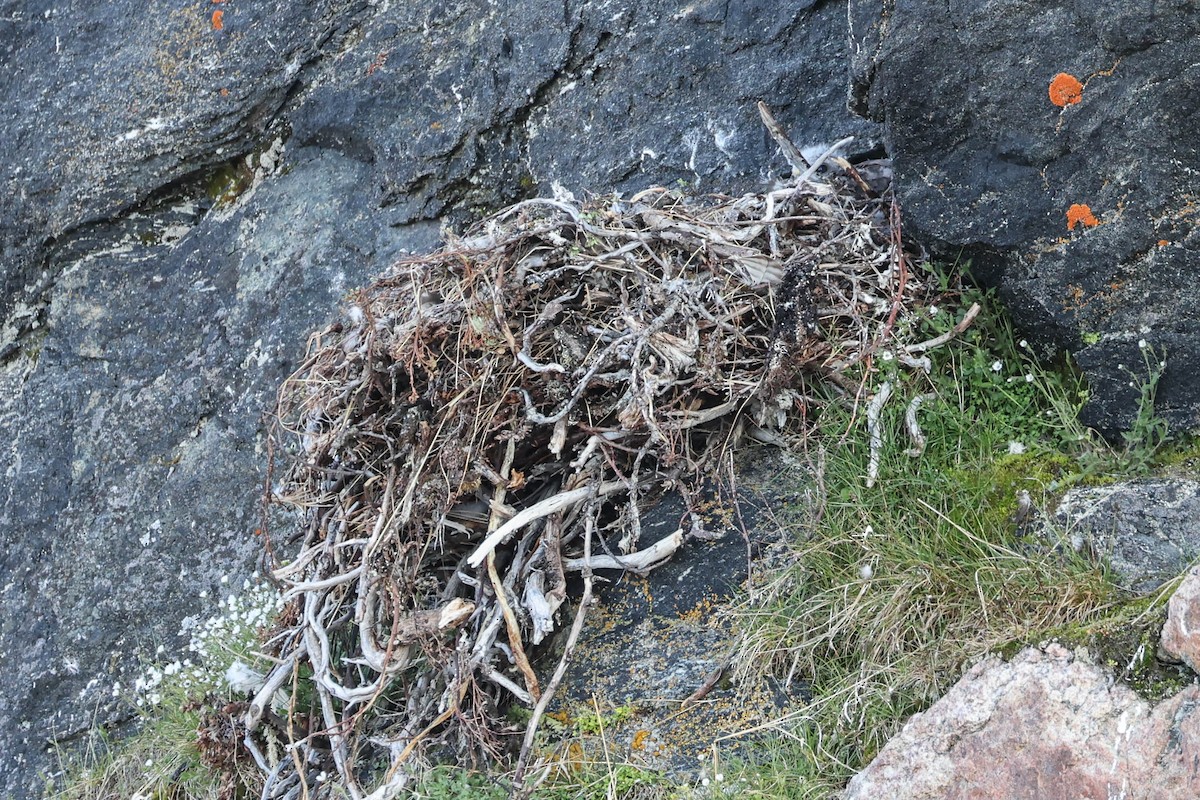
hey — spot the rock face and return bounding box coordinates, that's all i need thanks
[1161,565,1200,672]
[1054,479,1200,593]
[0,1,872,795]
[843,644,1200,800]
[849,0,1200,435]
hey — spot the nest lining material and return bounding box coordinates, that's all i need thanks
[246,147,927,798]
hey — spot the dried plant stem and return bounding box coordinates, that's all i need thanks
[513,512,597,795]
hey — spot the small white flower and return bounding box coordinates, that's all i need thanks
[1008,441,1026,455]
[1019,339,1028,349]
[316,772,328,783]
[155,644,165,655]
[858,564,874,580]
[929,305,939,315]
[144,759,153,768]
[1138,339,1148,349]
[881,350,894,362]
[199,590,208,599]
[221,575,230,584]
[1025,374,1035,383]
[702,778,711,787]
[991,360,1003,372]
[716,773,725,782]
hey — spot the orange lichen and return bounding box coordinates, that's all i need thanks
[1158,239,1170,247]
[1066,203,1099,230]
[631,729,650,751]
[1049,73,1083,107]
[212,9,224,30]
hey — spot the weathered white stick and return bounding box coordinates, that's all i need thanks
[904,393,936,457]
[467,481,624,568]
[561,529,683,573]
[866,381,892,488]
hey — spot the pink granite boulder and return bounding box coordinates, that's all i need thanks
[843,644,1200,799]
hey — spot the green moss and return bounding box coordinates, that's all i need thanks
[204,161,255,207]
[1035,599,1195,701]
[1148,431,1200,476]
[573,703,638,735]
[959,451,1078,532]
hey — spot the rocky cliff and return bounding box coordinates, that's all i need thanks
[0,1,872,795]
[3,0,1198,796]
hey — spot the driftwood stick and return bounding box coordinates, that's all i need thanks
[904,393,937,458]
[757,101,811,177]
[467,482,625,568]
[866,380,892,488]
[561,528,683,574]
[904,303,981,354]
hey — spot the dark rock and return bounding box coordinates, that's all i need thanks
[1054,479,1200,593]
[547,459,806,776]
[849,0,1200,435]
[1,1,869,794]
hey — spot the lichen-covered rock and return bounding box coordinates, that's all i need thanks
[843,644,1200,800]
[849,0,1200,435]
[1161,566,1200,672]
[1,2,869,795]
[1054,479,1200,593]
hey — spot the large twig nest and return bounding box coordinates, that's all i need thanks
[246,155,912,798]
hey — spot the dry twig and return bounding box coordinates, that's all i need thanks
[247,139,922,796]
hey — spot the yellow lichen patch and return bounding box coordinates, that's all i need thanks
[1049,73,1084,107]
[1066,203,1099,231]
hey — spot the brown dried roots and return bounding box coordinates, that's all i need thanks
[248,160,920,798]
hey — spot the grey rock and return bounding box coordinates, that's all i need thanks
[1,1,867,794]
[843,644,1200,800]
[1054,479,1200,593]
[849,0,1200,435]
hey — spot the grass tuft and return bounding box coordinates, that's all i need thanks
[724,277,1130,797]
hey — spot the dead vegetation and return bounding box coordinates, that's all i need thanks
[247,112,940,798]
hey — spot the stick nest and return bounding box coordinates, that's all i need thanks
[251,162,919,798]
